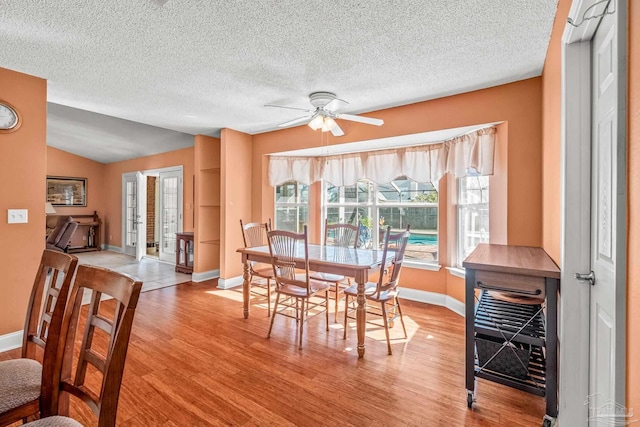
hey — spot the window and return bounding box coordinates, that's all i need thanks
[457,175,489,267]
[274,181,309,232]
[324,177,438,263]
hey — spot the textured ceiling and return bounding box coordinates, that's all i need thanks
[0,1,557,161]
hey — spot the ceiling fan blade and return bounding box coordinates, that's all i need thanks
[278,115,312,127]
[330,123,344,137]
[323,98,348,111]
[265,104,314,113]
[337,113,384,126]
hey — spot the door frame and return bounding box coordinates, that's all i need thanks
[121,165,184,260]
[560,0,627,423]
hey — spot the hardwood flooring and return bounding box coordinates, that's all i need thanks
[1,280,545,426]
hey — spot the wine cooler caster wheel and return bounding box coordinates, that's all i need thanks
[542,415,554,427]
[466,391,474,408]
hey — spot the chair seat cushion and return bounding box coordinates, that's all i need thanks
[343,282,376,296]
[310,272,345,282]
[343,283,398,302]
[278,276,331,297]
[0,358,42,414]
[24,415,83,426]
[251,263,274,278]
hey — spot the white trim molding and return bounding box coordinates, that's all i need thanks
[192,269,220,283]
[446,266,466,279]
[0,331,23,353]
[404,261,442,272]
[104,245,124,253]
[217,275,243,289]
[399,287,465,317]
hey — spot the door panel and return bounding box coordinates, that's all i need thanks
[136,172,147,261]
[589,8,623,425]
[122,173,138,256]
[158,170,182,262]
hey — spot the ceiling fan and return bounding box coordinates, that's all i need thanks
[265,92,384,137]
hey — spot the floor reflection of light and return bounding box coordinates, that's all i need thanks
[427,334,434,339]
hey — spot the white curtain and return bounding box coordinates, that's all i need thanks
[322,152,365,186]
[268,126,496,186]
[268,156,322,185]
[446,127,496,177]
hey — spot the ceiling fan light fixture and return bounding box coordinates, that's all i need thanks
[321,117,337,132]
[308,115,324,131]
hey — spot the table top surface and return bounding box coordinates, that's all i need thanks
[462,244,560,278]
[238,243,394,270]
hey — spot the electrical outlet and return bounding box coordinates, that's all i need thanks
[7,209,28,224]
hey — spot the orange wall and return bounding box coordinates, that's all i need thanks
[220,129,252,279]
[541,0,572,266]
[0,68,47,335]
[102,147,194,248]
[627,0,640,415]
[251,78,543,298]
[46,146,107,241]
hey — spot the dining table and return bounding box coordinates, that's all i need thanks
[237,243,394,358]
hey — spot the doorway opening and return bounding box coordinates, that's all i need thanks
[122,166,183,263]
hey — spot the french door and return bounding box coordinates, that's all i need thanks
[122,172,146,260]
[158,170,182,262]
[123,168,183,262]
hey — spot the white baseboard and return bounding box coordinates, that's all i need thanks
[217,275,243,289]
[192,269,220,283]
[399,287,464,317]
[445,296,465,317]
[0,330,23,353]
[104,245,123,253]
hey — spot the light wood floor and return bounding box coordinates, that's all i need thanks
[2,280,545,426]
[75,251,192,292]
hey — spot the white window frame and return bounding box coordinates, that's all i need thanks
[456,175,489,268]
[274,181,309,233]
[322,178,439,267]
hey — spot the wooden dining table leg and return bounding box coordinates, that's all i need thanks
[242,259,250,319]
[356,274,366,358]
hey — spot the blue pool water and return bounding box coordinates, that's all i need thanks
[408,234,438,245]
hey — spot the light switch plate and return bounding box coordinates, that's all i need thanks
[7,209,28,224]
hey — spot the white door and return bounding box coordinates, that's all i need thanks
[135,171,147,261]
[588,7,626,424]
[122,172,147,260]
[158,170,182,262]
[122,173,138,256]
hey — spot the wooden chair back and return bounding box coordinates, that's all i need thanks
[54,265,142,427]
[375,226,411,297]
[324,219,360,248]
[21,250,78,416]
[240,219,271,248]
[266,225,310,293]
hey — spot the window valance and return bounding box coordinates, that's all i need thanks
[268,127,496,186]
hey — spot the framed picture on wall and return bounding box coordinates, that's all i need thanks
[46,176,87,207]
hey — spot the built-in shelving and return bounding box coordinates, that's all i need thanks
[194,136,222,273]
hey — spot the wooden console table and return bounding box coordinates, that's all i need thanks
[65,211,102,253]
[175,232,194,273]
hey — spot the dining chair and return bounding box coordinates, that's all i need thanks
[310,219,359,322]
[240,219,274,316]
[22,265,143,427]
[0,250,78,426]
[266,225,330,350]
[343,225,411,355]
